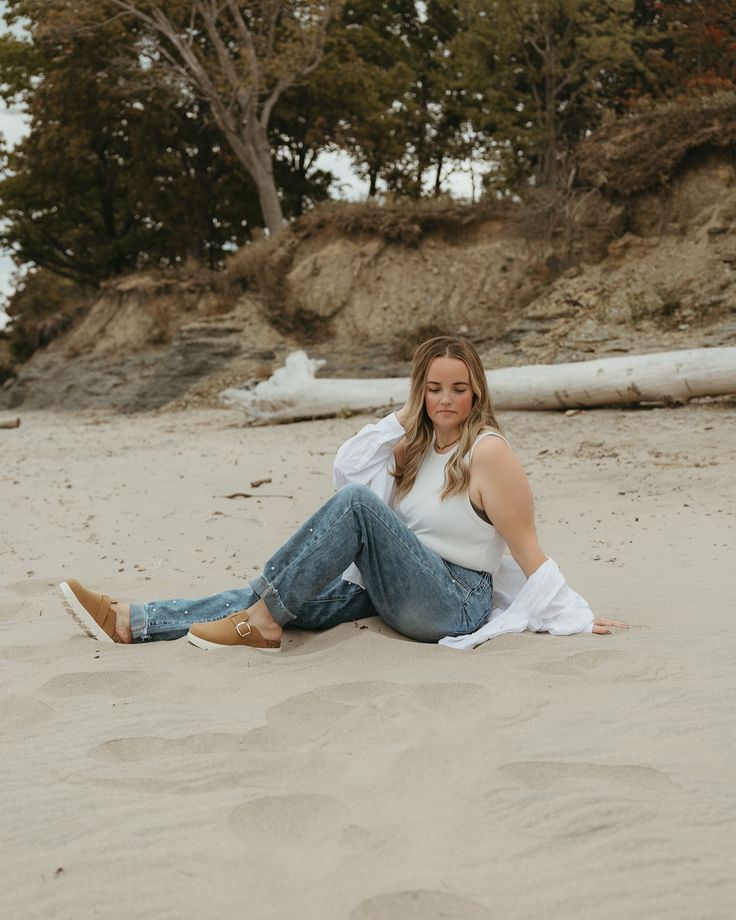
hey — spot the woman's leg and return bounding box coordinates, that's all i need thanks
[129,577,375,642]
[129,586,258,642]
[191,483,493,645]
[290,577,376,631]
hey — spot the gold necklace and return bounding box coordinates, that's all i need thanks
[434,435,461,454]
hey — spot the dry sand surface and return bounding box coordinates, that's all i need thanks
[2,404,735,919]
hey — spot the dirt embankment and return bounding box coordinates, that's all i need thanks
[2,96,735,412]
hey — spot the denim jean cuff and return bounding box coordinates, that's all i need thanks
[249,573,294,627]
[129,603,148,642]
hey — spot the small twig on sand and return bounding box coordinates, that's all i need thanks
[249,477,272,488]
[0,417,20,429]
[225,491,293,500]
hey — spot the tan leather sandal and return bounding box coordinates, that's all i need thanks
[187,611,281,651]
[59,579,122,643]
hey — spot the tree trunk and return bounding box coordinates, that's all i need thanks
[222,349,736,422]
[434,154,444,196]
[253,170,286,236]
[539,23,561,186]
[368,168,378,198]
[248,122,286,235]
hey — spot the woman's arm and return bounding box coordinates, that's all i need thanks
[471,438,626,635]
[472,437,546,578]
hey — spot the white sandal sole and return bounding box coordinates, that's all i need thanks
[186,631,281,652]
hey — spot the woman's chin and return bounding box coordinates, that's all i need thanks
[431,417,463,436]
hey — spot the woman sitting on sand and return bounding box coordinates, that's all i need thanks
[60,336,625,650]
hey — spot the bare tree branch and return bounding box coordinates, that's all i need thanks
[109,0,343,232]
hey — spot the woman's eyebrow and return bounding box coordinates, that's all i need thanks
[426,379,470,386]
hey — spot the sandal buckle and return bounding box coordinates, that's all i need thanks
[235,619,252,639]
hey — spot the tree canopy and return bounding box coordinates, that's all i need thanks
[1,0,733,305]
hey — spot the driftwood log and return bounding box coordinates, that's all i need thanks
[221,348,736,423]
[0,417,20,429]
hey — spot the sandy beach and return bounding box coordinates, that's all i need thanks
[2,403,734,919]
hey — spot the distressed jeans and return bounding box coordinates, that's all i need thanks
[130,483,493,644]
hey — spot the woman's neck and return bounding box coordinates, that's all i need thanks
[434,429,462,452]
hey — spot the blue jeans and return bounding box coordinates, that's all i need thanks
[130,483,493,644]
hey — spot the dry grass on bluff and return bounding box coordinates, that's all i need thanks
[575,91,736,197]
[227,93,736,322]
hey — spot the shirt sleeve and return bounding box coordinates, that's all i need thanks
[438,557,594,649]
[333,412,406,500]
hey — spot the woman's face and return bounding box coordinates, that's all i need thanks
[424,356,474,433]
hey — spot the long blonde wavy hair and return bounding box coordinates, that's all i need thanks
[392,336,502,501]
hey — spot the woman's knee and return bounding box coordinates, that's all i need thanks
[336,482,381,508]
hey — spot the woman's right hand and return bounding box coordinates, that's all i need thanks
[592,617,629,635]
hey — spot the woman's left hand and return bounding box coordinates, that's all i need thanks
[593,617,629,635]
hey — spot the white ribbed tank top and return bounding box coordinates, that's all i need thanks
[394,431,509,574]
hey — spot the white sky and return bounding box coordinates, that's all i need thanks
[0,103,29,330]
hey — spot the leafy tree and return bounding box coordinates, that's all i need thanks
[460,0,648,187]
[1,267,90,363]
[326,1,416,196]
[269,68,344,214]
[632,0,736,97]
[0,0,263,285]
[324,1,477,197]
[395,0,473,197]
[111,0,344,234]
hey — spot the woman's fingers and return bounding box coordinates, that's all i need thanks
[593,617,629,635]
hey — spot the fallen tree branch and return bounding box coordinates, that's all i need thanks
[221,348,736,423]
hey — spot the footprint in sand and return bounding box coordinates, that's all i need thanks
[91,732,253,763]
[264,685,365,743]
[236,725,289,753]
[0,645,46,661]
[532,648,680,682]
[40,669,164,697]
[498,759,673,791]
[401,681,489,713]
[484,784,654,841]
[257,680,490,749]
[487,762,673,842]
[229,793,346,846]
[0,693,54,735]
[255,680,398,750]
[4,577,55,597]
[84,731,277,794]
[350,890,492,920]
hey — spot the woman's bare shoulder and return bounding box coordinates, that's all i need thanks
[470,431,525,482]
[471,430,513,460]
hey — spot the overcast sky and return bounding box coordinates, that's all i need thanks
[0,101,29,329]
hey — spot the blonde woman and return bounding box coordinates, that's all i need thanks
[60,337,625,649]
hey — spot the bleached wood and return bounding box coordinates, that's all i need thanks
[488,347,736,410]
[221,348,736,422]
